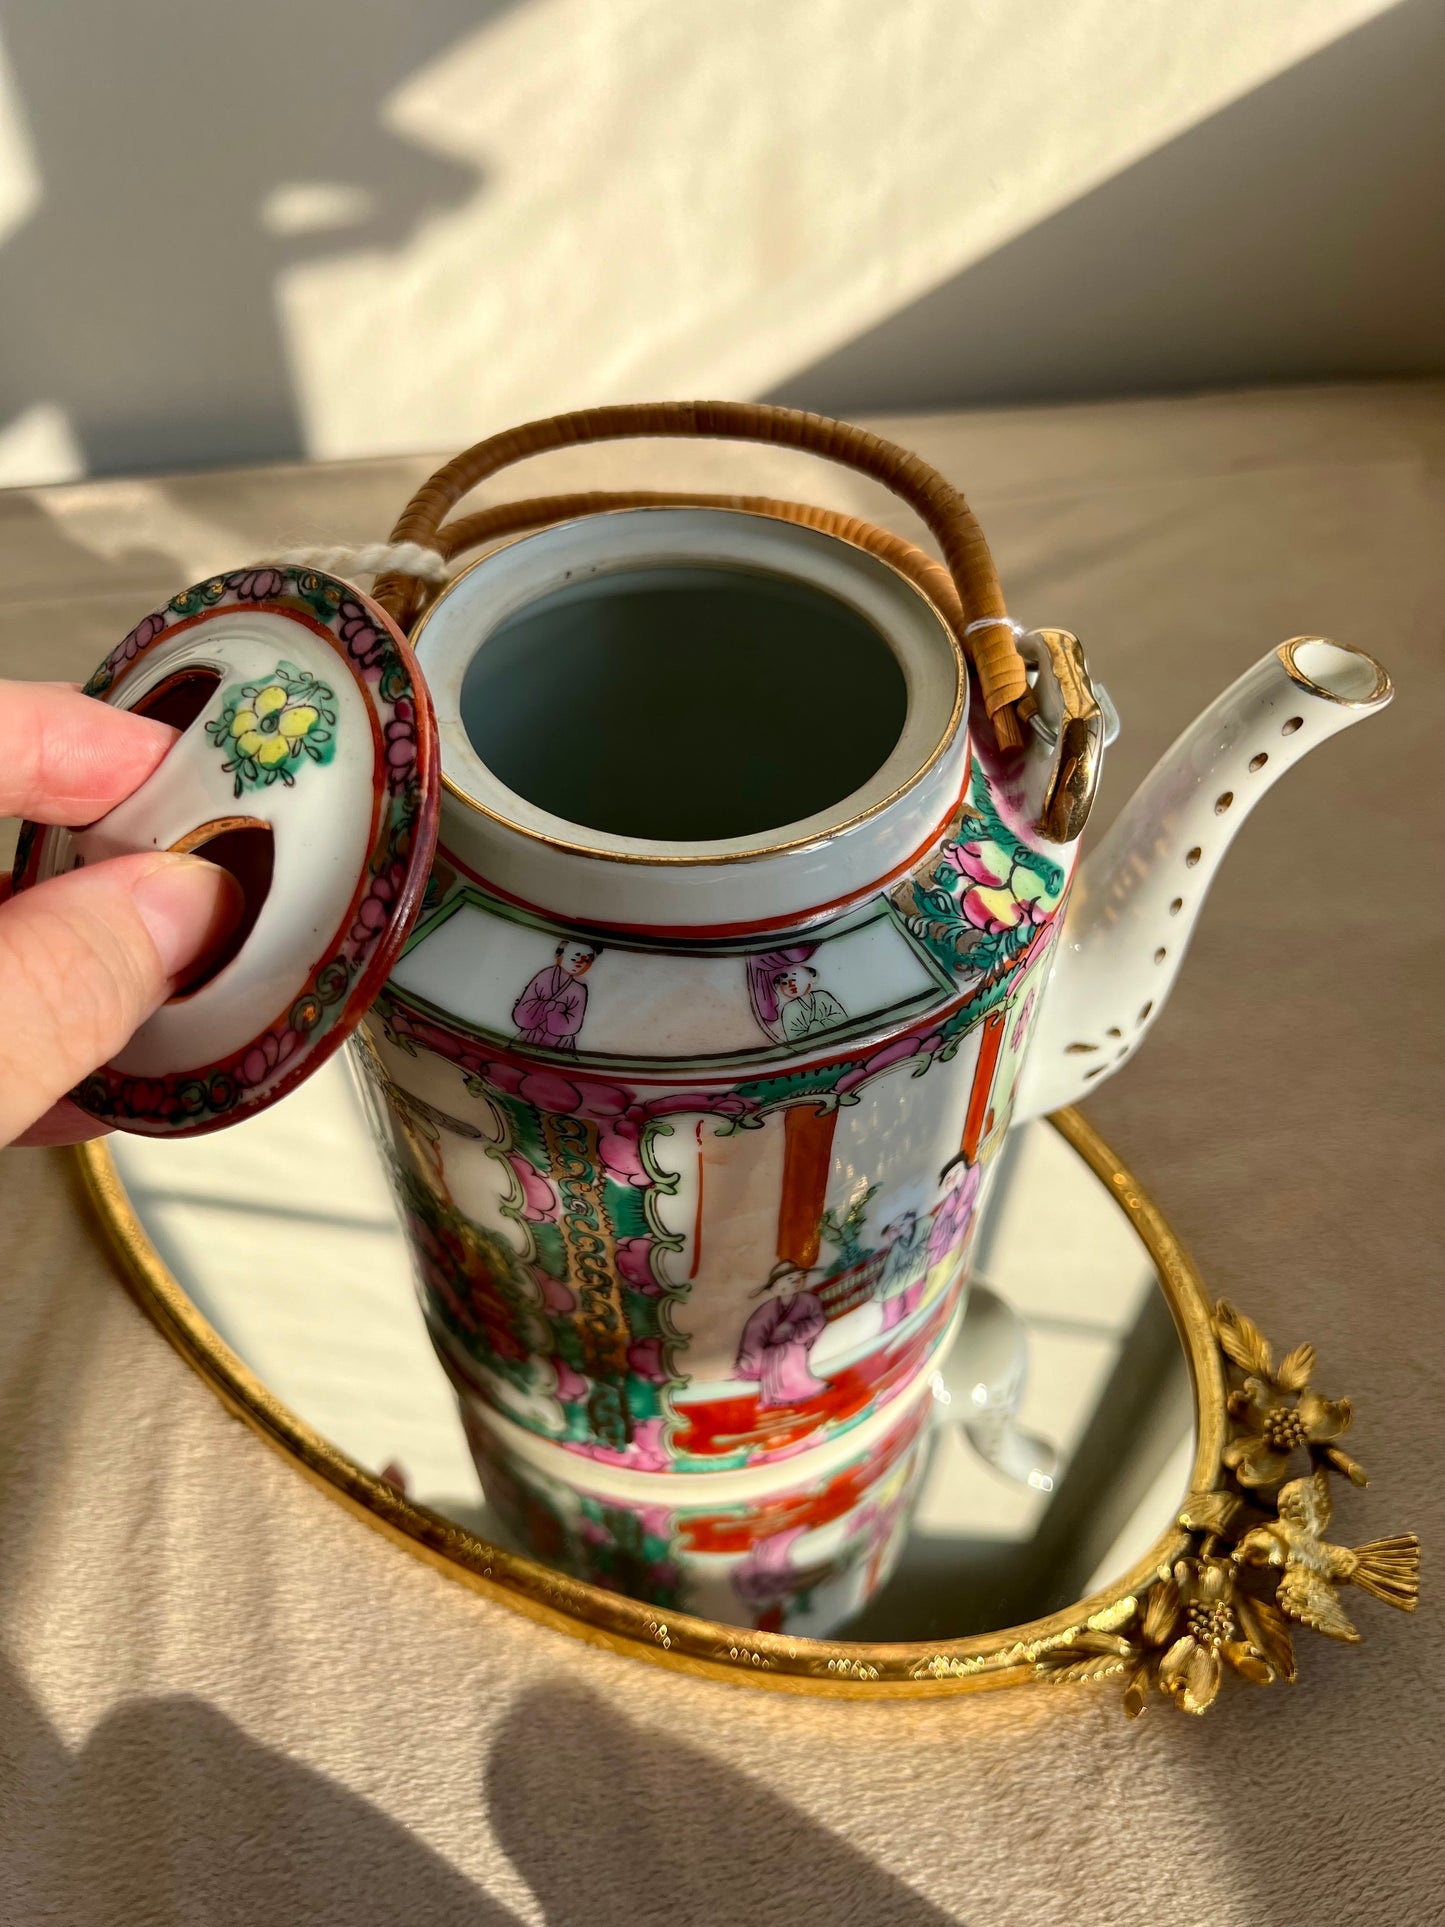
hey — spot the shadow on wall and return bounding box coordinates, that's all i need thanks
[771,0,1445,414]
[0,0,506,475]
[0,1658,959,1925]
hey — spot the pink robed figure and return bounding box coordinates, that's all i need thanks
[735,1281,828,1407]
[511,941,597,1053]
[926,1156,982,1275]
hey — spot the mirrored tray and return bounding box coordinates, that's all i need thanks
[81,1054,1417,1705]
[80,1055,1216,1687]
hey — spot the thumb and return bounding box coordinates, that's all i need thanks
[0,851,243,1146]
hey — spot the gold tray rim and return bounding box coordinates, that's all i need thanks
[76,1107,1224,1698]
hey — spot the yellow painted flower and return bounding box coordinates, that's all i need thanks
[232,682,322,768]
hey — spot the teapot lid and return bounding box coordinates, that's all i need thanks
[12,567,439,1136]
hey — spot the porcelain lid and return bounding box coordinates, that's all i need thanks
[13,568,439,1136]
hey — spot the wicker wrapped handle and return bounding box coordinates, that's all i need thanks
[375,400,1030,745]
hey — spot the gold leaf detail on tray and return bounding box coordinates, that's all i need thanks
[1033,1300,1419,1717]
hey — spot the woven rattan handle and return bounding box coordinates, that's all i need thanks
[376,401,1030,745]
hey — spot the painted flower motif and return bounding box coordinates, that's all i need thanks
[616,1236,662,1291]
[627,1338,668,1382]
[599,1118,649,1185]
[339,598,388,674]
[110,1076,178,1121]
[506,1152,557,1221]
[383,697,419,791]
[946,841,1005,888]
[899,784,1066,982]
[349,858,404,950]
[410,1213,479,1334]
[230,567,286,601]
[1223,1376,1355,1488]
[955,841,1054,935]
[552,1358,588,1402]
[232,682,321,764]
[535,1272,578,1315]
[87,609,168,695]
[237,1026,300,1089]
[410,1208,527,1363]
[207,660,337,796]
[834,1030,943,1097]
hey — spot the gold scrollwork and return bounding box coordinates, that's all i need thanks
[540,1110,631,1448]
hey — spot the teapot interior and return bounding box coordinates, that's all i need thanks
[458,563,908,843]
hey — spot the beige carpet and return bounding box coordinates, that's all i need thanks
[2,383,1441,1925]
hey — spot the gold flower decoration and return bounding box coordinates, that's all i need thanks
[1154,1557,1279,1714]
[1034,1299,1418,1718]
[1233,1469,1420,1643]
[1223,1375,1356,1488]
[1036,1550,1292,1717]
[1215,1301,1367,1489]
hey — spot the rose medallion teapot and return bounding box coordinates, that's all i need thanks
[15,403,1393,1571]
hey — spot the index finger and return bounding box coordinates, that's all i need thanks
[0,680,177,825]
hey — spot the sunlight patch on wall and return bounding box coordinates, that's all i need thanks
[261,182,377,239]
[275,0,1399,462]
[0,25,39,247]
[0,403,84,488]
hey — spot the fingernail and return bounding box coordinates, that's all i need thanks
[132,855,244,983]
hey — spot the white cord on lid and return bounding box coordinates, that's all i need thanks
[263,540,451,585]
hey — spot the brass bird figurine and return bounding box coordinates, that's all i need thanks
[1233,1469,1420,1642]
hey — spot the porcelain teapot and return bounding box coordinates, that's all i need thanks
[15,403,1393,1494]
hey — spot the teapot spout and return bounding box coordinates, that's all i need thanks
[1015,638,1392,1120]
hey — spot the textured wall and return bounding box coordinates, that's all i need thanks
[0,0,1428,485]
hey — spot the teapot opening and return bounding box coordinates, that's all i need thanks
[457,564,907,844]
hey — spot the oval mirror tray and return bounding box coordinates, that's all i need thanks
[80,1055,1417,1709]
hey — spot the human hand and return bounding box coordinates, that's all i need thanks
[1,680,242,1148]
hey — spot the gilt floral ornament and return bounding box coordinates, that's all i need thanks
[206,660,337,796]
[1038,1552,1285,1716]
[1035,1300,1419,1716]
[1219,1318,1366,1490]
